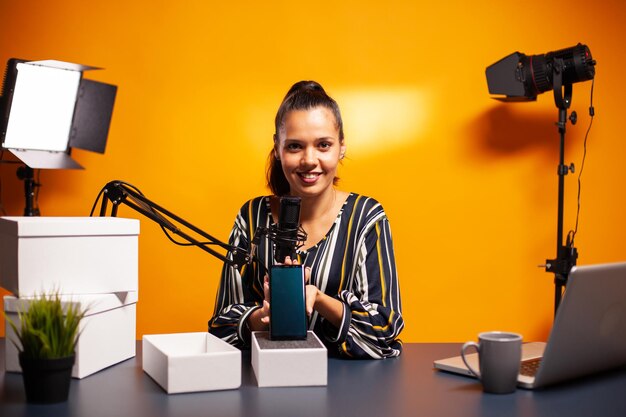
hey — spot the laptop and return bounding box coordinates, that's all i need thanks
[433,262,626,389]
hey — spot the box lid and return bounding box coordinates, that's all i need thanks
[0,217,139,237]
[3,291,138,316]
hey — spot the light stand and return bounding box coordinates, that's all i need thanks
[545,58,579,315]
[16,165,40,216]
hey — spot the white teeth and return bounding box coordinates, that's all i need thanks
[300,173,318,179]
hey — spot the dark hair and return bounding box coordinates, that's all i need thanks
[266,81,344,196]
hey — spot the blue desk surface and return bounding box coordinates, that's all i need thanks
[1,339,626,417]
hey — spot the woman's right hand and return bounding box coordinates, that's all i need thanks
[260,274,270,324]
[248,274,271,330]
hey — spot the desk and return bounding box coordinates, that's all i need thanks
[1,339,626,417]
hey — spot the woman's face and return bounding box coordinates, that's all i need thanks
[276,106,346,199]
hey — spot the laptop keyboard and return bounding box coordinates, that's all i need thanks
[520,358,542,377]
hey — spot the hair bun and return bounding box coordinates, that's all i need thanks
[286,80,325,96]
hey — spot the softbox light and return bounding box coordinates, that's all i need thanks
[0,59,117,169]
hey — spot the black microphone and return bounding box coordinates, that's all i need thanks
[274,196,302,263]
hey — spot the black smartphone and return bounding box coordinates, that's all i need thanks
[269,264,307,340]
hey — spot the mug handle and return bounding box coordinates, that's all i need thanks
[461,341,481,379]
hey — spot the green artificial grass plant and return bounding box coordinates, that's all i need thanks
[5,293,86,359]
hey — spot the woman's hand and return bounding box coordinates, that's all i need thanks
[282,257,316,316]
[260,274,271,324]
[287,255,343,328]
[251,256,309,327]
[251,256,323,329]
[248,274,271,330]
[305,283,319,317]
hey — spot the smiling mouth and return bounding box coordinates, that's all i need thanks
[299,172,320,179]
[297,172,321,183]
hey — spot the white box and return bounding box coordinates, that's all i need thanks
[251,331,327,387]
[0,216,139,296]
[4,291,137,379]
[142,332,241,394]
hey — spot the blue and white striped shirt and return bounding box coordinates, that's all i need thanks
[209,193,404,359]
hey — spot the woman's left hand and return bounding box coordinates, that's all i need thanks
[283,256,316,316]
[283,257,343,327]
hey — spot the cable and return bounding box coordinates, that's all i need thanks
[88,185,107,216]
[567,78,595,247]
[34,168,41,213]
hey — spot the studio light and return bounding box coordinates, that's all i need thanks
[0,58,117,215]
[486,43,596,101]
[485,43,597,316]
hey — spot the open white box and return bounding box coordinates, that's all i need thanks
[4,291,137,379]
[251,331,327,387]
[0,216,139,297]
[142,332,241,394]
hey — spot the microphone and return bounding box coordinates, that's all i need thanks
[274,196,302,263]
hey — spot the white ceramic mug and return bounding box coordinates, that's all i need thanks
[461,331,522,394]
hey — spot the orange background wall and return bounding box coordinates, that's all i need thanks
[1,1,625,342]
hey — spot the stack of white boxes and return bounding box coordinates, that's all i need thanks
[0,216,140,379]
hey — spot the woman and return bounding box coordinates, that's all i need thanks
[209,81,403,359]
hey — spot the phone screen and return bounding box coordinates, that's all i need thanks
[269,265,307,340]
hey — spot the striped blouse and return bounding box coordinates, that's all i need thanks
[209,193,404,359]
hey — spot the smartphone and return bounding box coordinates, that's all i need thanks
[269,264,307,340]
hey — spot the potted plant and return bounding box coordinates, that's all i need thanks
[5,292,86,404]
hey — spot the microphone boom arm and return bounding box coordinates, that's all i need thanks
[97,181,251,269]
